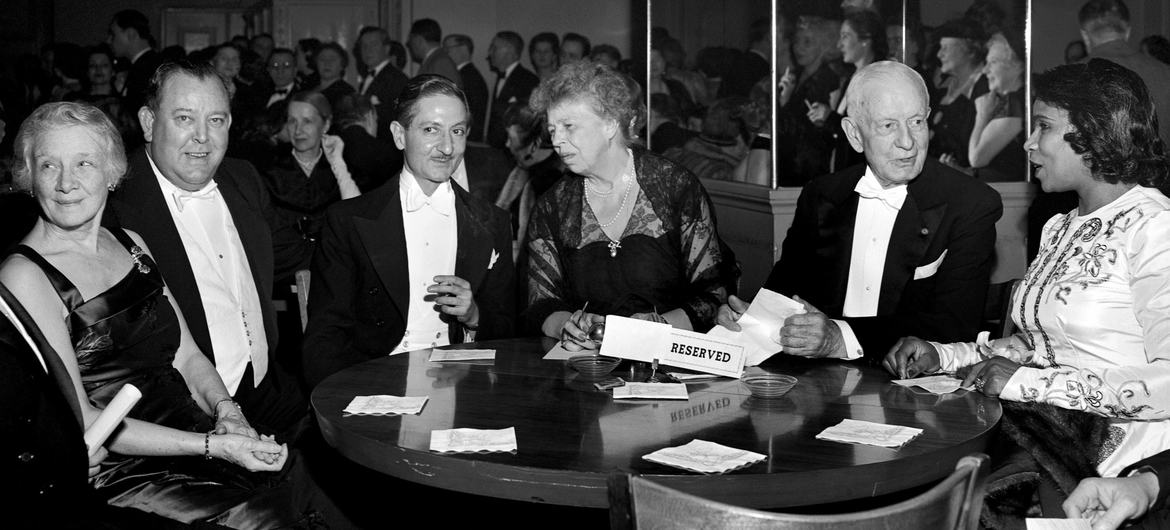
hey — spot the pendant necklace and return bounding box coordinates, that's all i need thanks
[586,154,635,258]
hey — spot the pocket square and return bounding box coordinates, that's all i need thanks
[914,249,948,280]
[488,249,500,270]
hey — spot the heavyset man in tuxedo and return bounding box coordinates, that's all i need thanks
[303,75,514,388]
[718,61,1002,362]
[106,61,306,439]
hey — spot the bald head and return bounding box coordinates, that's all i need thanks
[840,61,931,187]
[845,61,929,124]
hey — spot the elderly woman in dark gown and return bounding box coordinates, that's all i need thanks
[525,61,737,349]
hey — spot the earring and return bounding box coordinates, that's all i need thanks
[107,184,116,191]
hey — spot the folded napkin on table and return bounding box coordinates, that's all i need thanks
[816,419,923,448]
[343,395,429,415]
[430,427,517,453]
[642,439,766,474]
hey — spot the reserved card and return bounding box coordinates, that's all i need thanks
[613,382,689,400]
[429,349,495,362]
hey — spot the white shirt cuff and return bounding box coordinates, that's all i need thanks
[832,319,864,360]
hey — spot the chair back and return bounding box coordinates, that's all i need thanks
[984,279,1021,339]
[295,269,311,332]
[611,453,990,530]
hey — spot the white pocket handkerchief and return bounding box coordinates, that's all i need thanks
[370,95,381,106]
[913,249,948,280]
[488,249,499,270]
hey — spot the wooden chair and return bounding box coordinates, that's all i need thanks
[294,269,311,332]
[983,279,1021,339]
[609,453,990,530]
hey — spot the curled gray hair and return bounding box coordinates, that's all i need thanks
[529,61,644,144]
[11,101,128,192]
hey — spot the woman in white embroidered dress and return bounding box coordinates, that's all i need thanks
[884,58,1170,477]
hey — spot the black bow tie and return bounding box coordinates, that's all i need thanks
[274,88,289,95]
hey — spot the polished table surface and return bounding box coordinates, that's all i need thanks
[312,337,1001,509]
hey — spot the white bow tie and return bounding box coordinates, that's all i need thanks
[403,187,454,216]
[854,175,907,210]
[172,181,219,212]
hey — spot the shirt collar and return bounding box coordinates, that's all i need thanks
[148,150,220,212]
[502,61,519,79]
[369,59,390,78]
[399,166,455,216]
[131,47,149,65]
[854,166,908,211]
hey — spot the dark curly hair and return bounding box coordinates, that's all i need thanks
[1033,58,1168,187]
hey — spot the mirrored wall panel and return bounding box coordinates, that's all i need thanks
[648,0,1035,187]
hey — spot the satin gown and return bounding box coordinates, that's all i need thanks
[12,228,304,528]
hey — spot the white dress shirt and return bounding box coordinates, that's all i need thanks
[391,170,458,354]
[267,82,295,108]
[148,154,268,393]
[836,166,908,359]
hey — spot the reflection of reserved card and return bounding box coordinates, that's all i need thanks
[429,349,495,362]
[613,382,689,400]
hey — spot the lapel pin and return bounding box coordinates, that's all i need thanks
[920,227,930,236]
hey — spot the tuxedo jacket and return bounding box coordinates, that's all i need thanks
[302,176,515,388]
[122,49,162,113]
[362,63,410,141]
[418,48,462,88]
[765,159,1002,360]
[486,64,540,148]
[106,149,279,372]
[459,63,490,143]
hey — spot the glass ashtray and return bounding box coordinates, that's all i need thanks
[741,373,798,399]
[567,355,621,378]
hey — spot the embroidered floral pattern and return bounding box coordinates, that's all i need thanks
[1021,367,1155,419]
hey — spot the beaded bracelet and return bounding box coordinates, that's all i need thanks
[204,432,212,460]
[213,398,240,418]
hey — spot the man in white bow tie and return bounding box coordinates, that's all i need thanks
[106,60,307,440]
[303,75,515,389]
[716,61,1002,363]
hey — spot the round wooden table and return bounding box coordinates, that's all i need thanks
[312,337,1001,509]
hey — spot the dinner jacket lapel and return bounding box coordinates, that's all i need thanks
[878,167,946,314]
[354,177,410,318]
[452,182,492,294]
[817,167,864,316]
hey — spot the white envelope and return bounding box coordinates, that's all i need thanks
[707,289,805,366]
[913,249,948,280]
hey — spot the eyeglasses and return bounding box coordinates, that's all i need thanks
[269,61,294,68]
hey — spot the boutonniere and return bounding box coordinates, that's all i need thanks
[370,95,381,106]
[488,249,500,270]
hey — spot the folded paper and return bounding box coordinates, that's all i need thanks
[429,348,495,362]
[613,382,689,400]
[816,419,923,448]
[430,427,517,453]
[706,288,806,366]
[343,395,428,415]
[642,439,766,474]
[891,375,967,394]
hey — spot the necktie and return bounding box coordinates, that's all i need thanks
[854,174,908,210]
[172,181,220,212]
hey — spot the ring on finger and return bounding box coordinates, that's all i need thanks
[974,377,986,392]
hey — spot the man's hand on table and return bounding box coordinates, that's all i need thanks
[883,337,941,378]
[778,296,845,358]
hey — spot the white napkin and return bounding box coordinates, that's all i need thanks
[643,439,766,474]
[613,382,689,400]
[706,289,806,366]
[429,427,517,453]
[343,395,429,415]
[891,375,968,394]
[816,419,924,448]
[429,349,496,362]
[543,342,587,360]
[1025,519,1091,530]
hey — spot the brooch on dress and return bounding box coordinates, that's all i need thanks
[129,246,152,274]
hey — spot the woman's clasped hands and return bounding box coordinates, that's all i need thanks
[211,432,288,472]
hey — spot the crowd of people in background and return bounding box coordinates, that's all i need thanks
[3,0,1170,528]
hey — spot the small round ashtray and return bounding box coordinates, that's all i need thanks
[741,373,798,399]
[568,354,621,378]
